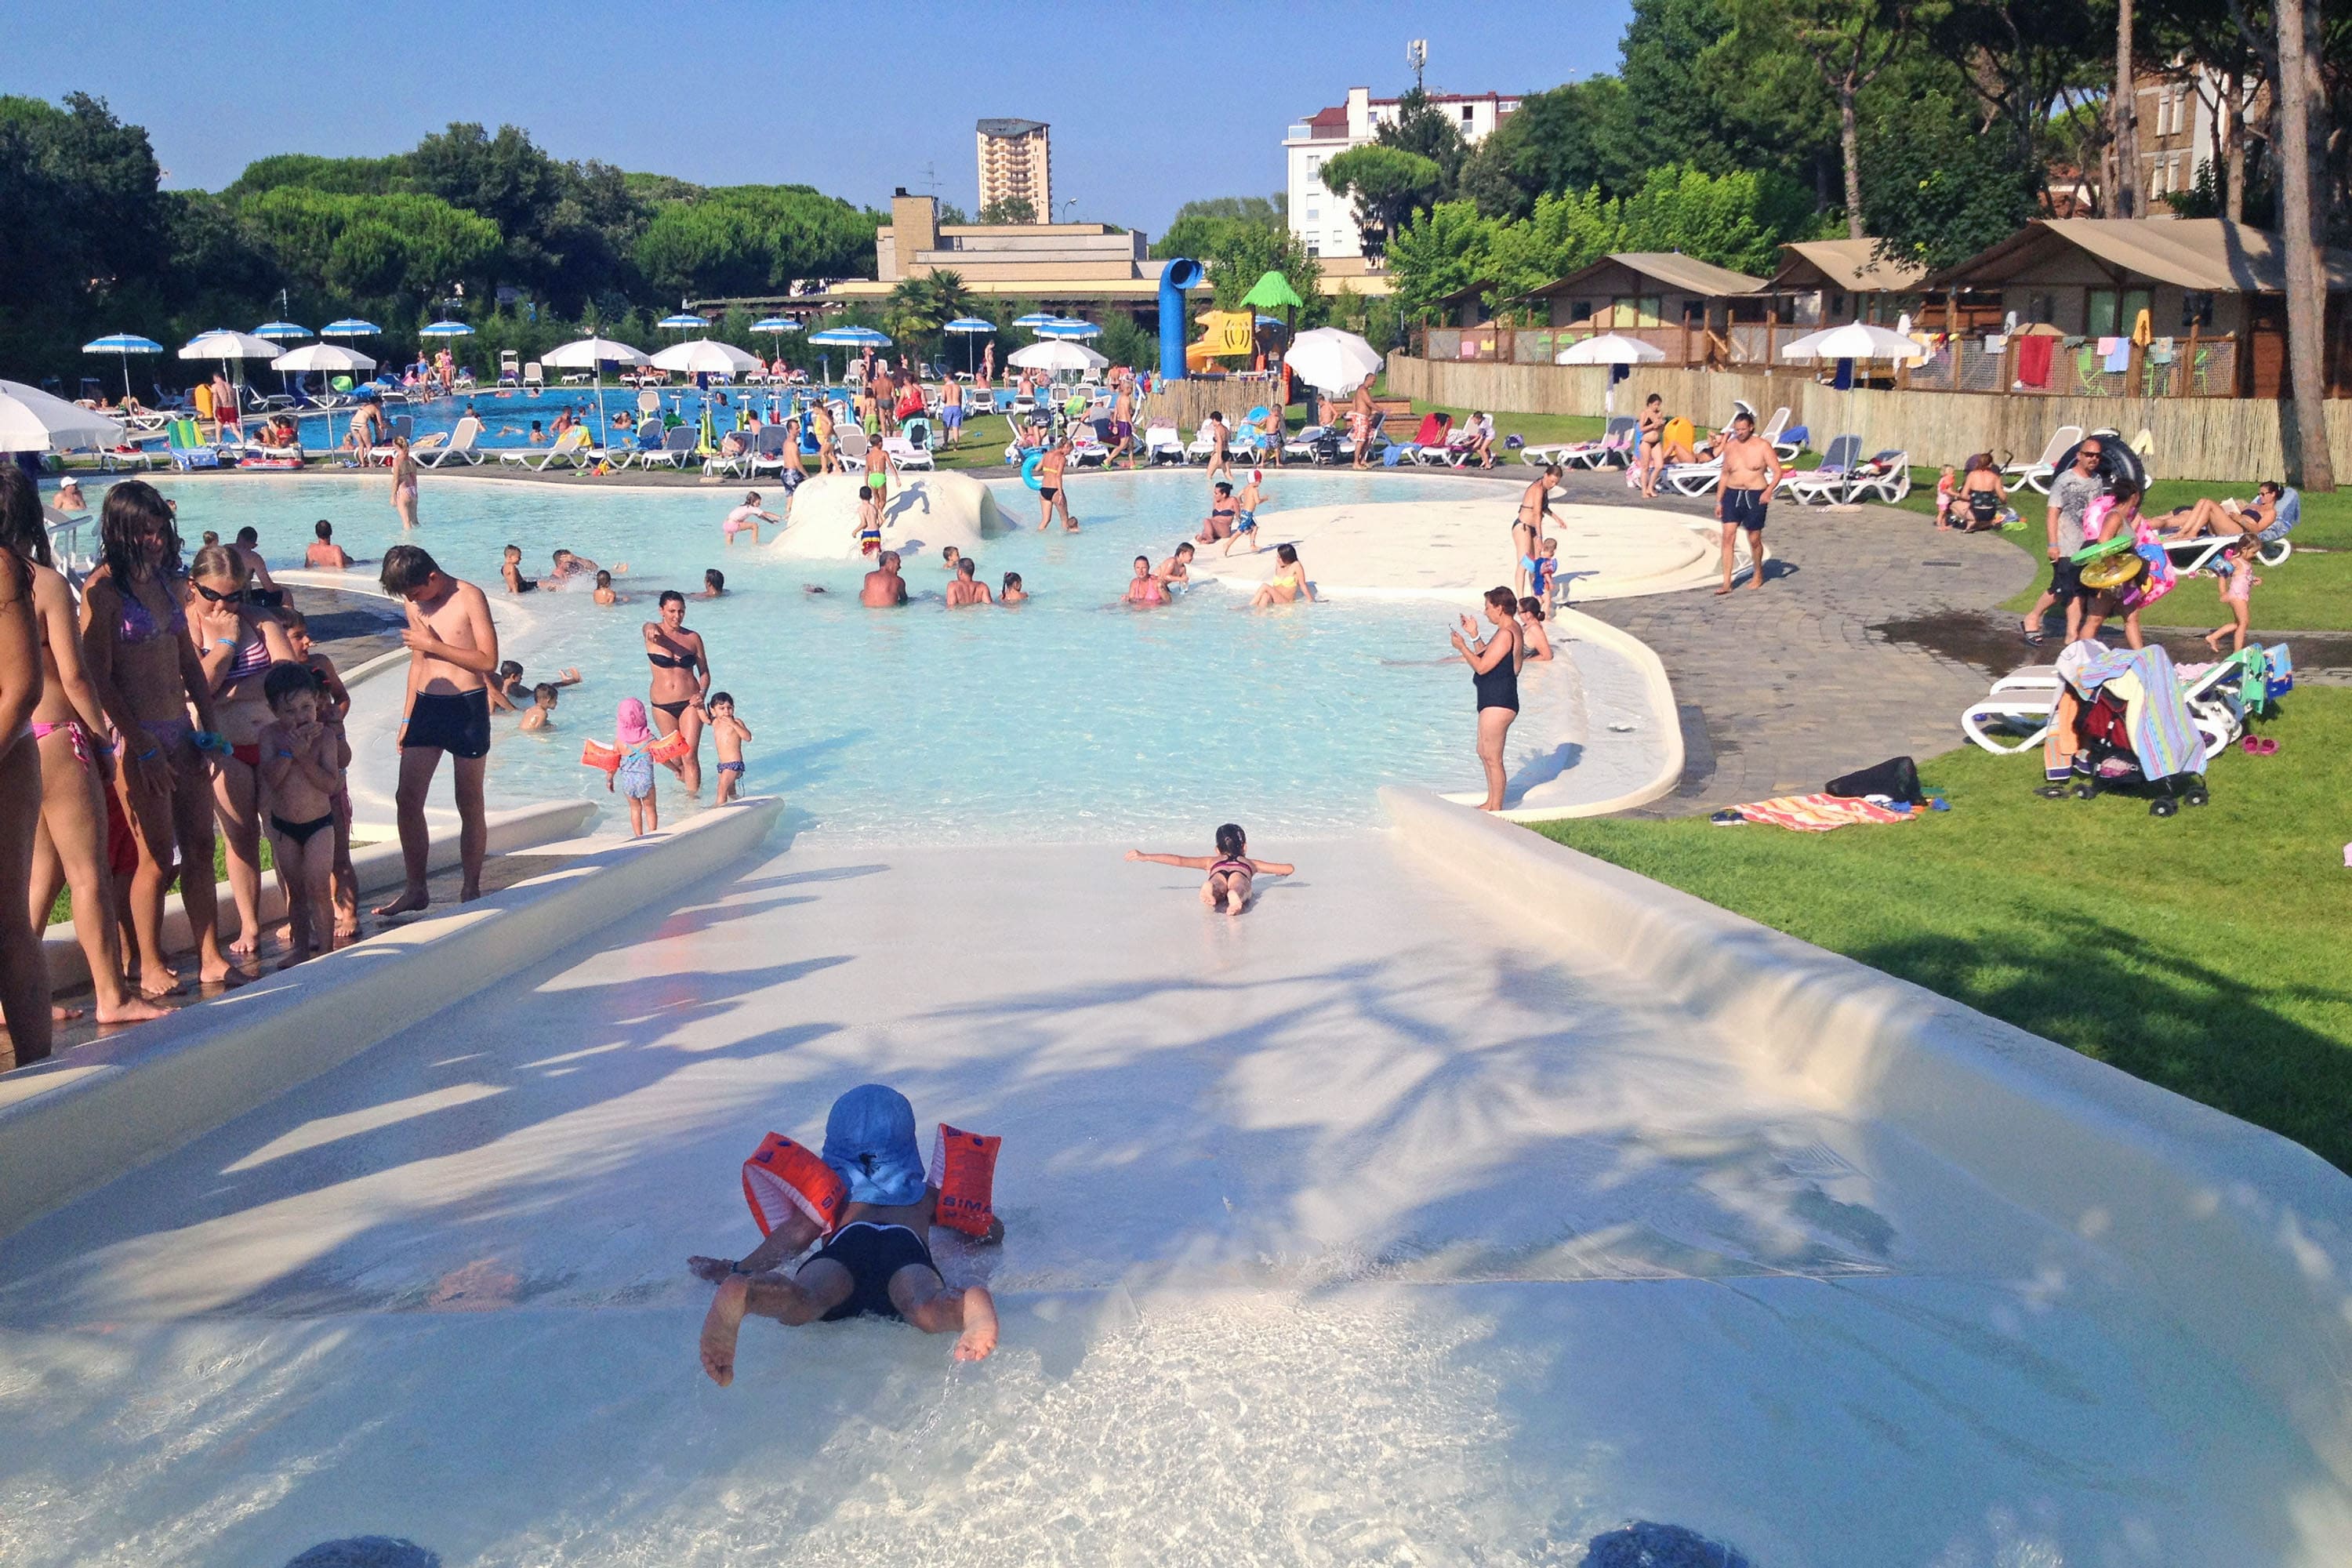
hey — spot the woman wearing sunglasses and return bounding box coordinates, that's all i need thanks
[189,543,298,960]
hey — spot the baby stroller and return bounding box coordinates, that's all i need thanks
[2038,643,2210,816]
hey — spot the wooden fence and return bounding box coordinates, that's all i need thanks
[1386,354,2350,484]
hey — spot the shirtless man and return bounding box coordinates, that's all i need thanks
[376,544,498,915]
[1110,375,1138,469]
[1036,436,1076,532]
[691,1084,1000,1381]
[1714,410,1784,595]
[1513,464,1563,594]
[861,550,909,608]
[1348,383,1378,469]
[304,519,352,569]
[944,557,993,608]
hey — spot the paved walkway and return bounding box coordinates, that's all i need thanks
[1548,474,2036,813]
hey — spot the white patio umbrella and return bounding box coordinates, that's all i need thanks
[82,333,164,401]
[270,343,376,374]
[545,337,652,441]
[180,328,282,416]
[1007,339,1107,374]
[1779,321,1920,361]
[1283,326,1385,393]
[649,339,762,376]
[1555,332,1667,365]
[0,379,125,453]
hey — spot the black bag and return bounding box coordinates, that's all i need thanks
[1825,756,1923,804]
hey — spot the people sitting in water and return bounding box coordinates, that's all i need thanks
[1157,540,1196,593]
[1198,481,1240,543]
[501,544,536,594]
[306,518,353,569]
[1226,470,1269,557]
[1125,823,1295,917]
[527,420,549,445]
[1000,571,1027,605]
[1123,554,1167,607]
[592,569,623,606]
[549,549,615,583]
[490,659,582,713]
[861,548,909,608]
[1517,597,1555,662]
[518,681,561,731]
[855,485,884,556]
[1249,542,1314,608]
[708,691,750,804]
[941,546,961,574]
[724,491,780,547]
[690,1083,1002,1382]
[230,526,282,604]
[695,568,726,599]
[946,557,993,608]
[53,474,85,513]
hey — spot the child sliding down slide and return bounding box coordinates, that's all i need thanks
[690,1084,1003,1383]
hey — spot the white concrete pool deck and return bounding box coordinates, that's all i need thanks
[2,827,2341,1566]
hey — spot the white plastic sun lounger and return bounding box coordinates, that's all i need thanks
[2005,425,2082,495]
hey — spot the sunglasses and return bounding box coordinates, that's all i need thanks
[193,583,246,604]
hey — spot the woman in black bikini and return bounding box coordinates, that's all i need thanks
[644,590,711,794]
[1450,586,1523,812]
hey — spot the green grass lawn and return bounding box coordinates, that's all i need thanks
[1534,687,2352,1171]
[1884,477,2352,633]
[45,835,272,928]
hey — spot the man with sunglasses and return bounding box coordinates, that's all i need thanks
[2023,437,2107,644]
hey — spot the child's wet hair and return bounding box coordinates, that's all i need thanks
[705,568,724,590]
[281,608,309,636]
[708,689,734,710]
[498,660,523,681]
[1214,823,1246,858]
[262,660,318,710]
[596,569,612,586]
[532,682,558,703]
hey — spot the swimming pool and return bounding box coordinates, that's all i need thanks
[281,384,877,455]
[143,470,1586,844]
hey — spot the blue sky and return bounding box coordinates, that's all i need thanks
[2,0,1630,236]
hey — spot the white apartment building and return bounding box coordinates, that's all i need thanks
[1283,85,1520,259]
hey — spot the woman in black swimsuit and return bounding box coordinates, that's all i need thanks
[644,590,710,794]
[1450,586,1523,812]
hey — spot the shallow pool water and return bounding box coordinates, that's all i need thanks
[147,470,1556,844]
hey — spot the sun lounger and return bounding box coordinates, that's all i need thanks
[632,426,695,470]
[1661,457,1723,497]
[165,418,223,471]
[1846,450,1912,504]
[495,426,593,471]
[522,362,545,393]
[415,416,485,467]
[1783,435,1864,504]
[2005,425,2082,495]
[1144,424,1185,465]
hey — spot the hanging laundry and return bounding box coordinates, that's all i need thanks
[2103,338,2132,373]
[2131,307,2153,347]
[2016,333,2055,387]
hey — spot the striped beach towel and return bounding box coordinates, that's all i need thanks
[1733,793,1914,832]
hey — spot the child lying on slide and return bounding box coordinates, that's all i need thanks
[1127,822,1295,916]
[690,1084,1001,1382]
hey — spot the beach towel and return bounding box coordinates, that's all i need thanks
[2016,335,2054,388]
[2057,643,2202,779]
[1728,793,1914,832]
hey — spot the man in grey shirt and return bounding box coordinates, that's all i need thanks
[2022,437,2107,644]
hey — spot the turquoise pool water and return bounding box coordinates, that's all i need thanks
[282,385,887,454]
[141,470,1535,844]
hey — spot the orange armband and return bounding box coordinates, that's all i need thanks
[580,739,621,775]
[647,729,692,765]
[741,1132,848,1237]
[927,1123,1000,1238]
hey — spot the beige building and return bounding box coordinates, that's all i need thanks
[976,118,1051,221]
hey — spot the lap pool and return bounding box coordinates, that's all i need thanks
[145,470,1585,844]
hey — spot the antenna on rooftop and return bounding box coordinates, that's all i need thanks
[1407,38,1427,93]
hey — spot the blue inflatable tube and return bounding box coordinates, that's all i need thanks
[1021,452,1044,491]
[1158,257,1204,382]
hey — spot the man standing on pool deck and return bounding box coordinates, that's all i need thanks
[1714,411,1783,595]
[2023,436,2107,644]
[376,544,497,916]
[861,550,909,607]
[1036,435,1076,532]
[1110,376,1138,469]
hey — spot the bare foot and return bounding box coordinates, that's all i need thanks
[139,966,184,999]
[1224,887,1246,916]
[373,887,430,918]
[198,953,242,986]
[459,883,482,903]
[50,1004,86,1022]
[1714,586,1733,596]
[94,993,171,1025]
[700,1275,750,1386]
[229,929,259,958]
[953,1285,998,1362]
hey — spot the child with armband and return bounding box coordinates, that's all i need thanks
[257,662,346,966]
[690,1083,1002,1383]
[605,697,662,835]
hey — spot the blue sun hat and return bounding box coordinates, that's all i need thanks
[820,1083,927,1207]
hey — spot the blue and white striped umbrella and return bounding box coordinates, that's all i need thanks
[1035,318,1102,339]
[659,314,708,332]
[82,333,164,399]
[321,318,382,337]
[808,325,891,347]
[1011,312,1058,329]
[751,316,803,334]
[942,318,996,334]
[253,320,310,340]
[419,321,473,339]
